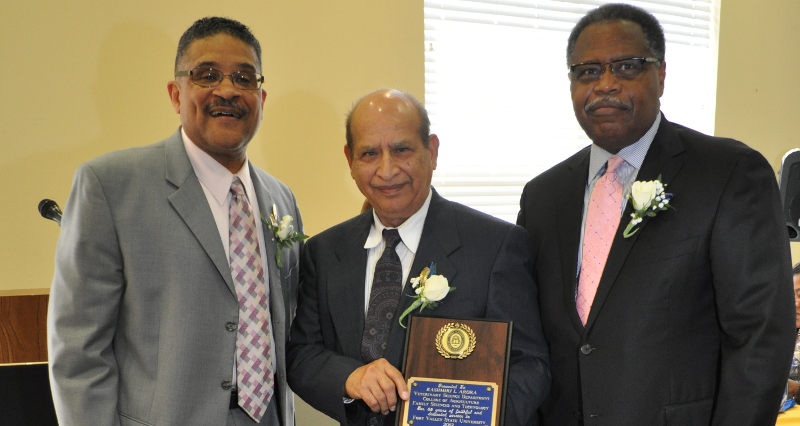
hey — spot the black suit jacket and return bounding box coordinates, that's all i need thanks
[287,190,550,426]
[517,116,795,426]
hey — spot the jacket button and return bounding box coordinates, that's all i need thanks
[573,411,583,420]
[368,417,378,426]
[580,344,594,355]
[226,322,236,332]
[221,380,232,390]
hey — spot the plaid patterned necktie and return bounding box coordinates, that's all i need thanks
[228,177,273,421]
[361,229,403,363]
[577,155,624,325]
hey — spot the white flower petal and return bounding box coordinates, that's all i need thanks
[421,275,450,301]
[631,181,658,210]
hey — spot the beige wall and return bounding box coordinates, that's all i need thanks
[715,0,800,263]
[1,0,798,423]
[0,3,420,423]
[6,0,798,291]
[0,1,423,293]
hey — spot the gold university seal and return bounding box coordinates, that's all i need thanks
[435,322,476,359]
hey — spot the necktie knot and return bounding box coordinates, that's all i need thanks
[230,177,246,197]
[382,228,402,250]
[606,155,624,176]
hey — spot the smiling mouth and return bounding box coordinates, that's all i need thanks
[375,183,407,194]
[209,110,243,119]
[206,100,247,119]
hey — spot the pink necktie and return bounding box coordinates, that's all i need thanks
[229,177,273,421]
[577,155,624,325]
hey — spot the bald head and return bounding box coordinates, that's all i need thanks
[345,89,430,159]
[343,89,439,227]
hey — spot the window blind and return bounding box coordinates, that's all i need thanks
[426,0,719,223]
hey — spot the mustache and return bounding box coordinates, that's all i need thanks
[585,96,632,113]
[205,99,248,116]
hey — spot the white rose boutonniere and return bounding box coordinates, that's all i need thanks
[623,176,674,238]
[276,215,293,240]
[261,204,309,268]
[398,262,455,328]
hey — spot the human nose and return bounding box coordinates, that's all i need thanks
[594,64,621,93]
[376,151,399,181]
[212,75,242,98]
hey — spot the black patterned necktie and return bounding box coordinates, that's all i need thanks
[361,229,403,363]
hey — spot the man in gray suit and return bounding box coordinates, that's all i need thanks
[287,89,550,426]
[48,17,301,426]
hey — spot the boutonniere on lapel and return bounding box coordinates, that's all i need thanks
[398,262,455,328]
[623,176,674,238]
[261,204,308,268]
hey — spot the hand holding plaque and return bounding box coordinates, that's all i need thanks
[345,359,409,415]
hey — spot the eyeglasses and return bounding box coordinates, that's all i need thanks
[175,67,264,90]
[569,57,660,83]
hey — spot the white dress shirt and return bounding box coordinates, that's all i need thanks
[361,189,433,313]
[181,128,277,385]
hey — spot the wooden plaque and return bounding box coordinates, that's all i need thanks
[396,316,512,426]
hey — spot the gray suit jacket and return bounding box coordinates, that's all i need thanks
[287,190,550,426]
[48,129,301,426]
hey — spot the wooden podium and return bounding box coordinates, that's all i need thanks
[0,288,58,425]
[0,288,49,364]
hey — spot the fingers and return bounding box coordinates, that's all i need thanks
[386,364,409,401]
[344,359,407,414]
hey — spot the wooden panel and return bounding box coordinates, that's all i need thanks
[0,288,50,297]
[0,294,49,364]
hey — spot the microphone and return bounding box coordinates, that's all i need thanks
[38,199,63,226]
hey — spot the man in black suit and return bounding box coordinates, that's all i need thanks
[517,4,795,425]
[287,89,550,426]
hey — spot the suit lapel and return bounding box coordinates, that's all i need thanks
[165,130,235,296]
[384,191,459,366]
[584,117,685,331]
[329,213,373,360]
[250,170,281,305]
[558,148,592,334]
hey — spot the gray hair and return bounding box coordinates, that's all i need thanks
[175,17,262,73]
[566,3,665,67]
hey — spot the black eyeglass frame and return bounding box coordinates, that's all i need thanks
[175,67,265,90]
[568,57,661,82]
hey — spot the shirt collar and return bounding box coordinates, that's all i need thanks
[364,188,433,254]
[181,127,253,205]
[587,112,661,182]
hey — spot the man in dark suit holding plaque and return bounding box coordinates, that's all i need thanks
[287,89,550,426]
[516,4,795,425]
